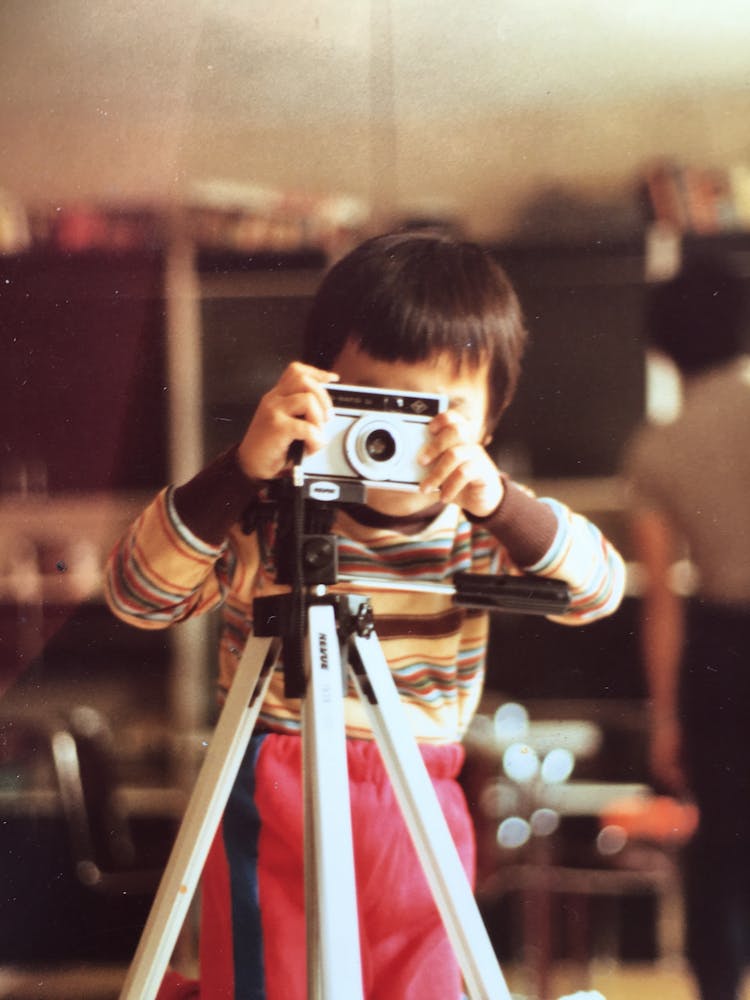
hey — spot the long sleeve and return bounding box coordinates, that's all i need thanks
[104,446,263,629]
[473,479,626,625]
[527,496,626,624]
[104,485,236,629]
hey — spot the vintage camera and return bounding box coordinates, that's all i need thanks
[301,383,447,491]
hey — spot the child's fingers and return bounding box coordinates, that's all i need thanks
[273,389,329,430]
[277,361,339,396]
[279,360,339,383]
[432,464,474,504]
[286,415,326,455]
[256,396,329,457]
[419,432,502,513]
[239,375,334,478]
[419,444,474,496]
[420,419,467,469]
[260,368,335,437]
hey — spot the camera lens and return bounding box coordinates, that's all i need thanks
[364,429,396,462]
[345,414,405,482]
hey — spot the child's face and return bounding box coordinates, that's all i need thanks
[331,339,491,516]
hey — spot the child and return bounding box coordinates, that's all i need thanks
[106,231,625,1000]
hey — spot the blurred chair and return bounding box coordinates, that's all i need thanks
[0,706,182,974]
[50,705,169,896]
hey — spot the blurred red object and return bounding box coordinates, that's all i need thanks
[601,794,699,845]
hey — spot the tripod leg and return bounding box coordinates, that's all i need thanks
[303,603,364,1000]
[119,635,279,1000]
[349,630,513,1000]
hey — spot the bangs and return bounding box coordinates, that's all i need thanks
[303,231,527,423]
[351,288,501,373]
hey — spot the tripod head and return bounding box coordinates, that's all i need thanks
[265,474,367,588]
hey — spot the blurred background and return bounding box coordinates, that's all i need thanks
[1,2,750,997]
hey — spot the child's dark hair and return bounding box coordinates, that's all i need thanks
[648,251,745,375]
[302,231,527,429]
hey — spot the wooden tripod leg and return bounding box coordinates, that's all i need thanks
[119,635,279,1000]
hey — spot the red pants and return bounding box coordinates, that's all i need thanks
[198,733,474,1000]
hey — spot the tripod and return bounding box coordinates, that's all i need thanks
[118,478,570,1000]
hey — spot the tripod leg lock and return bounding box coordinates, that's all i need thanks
[342,595,374,640]
[253,593,375,699]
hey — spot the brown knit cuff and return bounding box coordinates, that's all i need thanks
[172,445,264,546]
[467,478,558,568]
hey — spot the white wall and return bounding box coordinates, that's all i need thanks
[2,2,749,241]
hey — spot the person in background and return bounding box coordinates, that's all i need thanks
[622,252,750,1000]
[107,231,625,1000]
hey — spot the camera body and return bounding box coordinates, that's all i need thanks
[301,383,447,491]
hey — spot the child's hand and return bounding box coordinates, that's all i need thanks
[237,362,338,481]
[418,410,504,518]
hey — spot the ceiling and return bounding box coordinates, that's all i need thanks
[2,1,750,237]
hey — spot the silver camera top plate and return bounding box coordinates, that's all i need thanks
[325,384,446,419]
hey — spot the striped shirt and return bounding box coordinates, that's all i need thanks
[105,482,625,743]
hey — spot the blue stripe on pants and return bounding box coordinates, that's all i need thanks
[222,733,268,1000]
